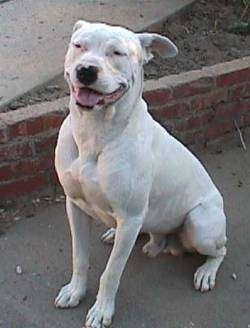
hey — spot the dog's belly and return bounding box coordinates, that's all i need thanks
[62,157,116,228]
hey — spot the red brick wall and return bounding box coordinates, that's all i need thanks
[144,57,250,146]
[0,57,249,200]
[0,98,68,199]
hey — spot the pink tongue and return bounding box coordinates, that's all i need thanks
[73,88,103,108]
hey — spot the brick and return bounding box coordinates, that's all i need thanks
[7,118,45,139]
[143,88,172,107]
[190,90,228,111]
[0,113,42,139]
[11,157,53,177]
[51,168,60,185]
[0,173,50,199]
[214,103,238,120]
[43,113,65,129]
[0,142,33,162]
[172,77,214,98]
[144,58,250,103]
[215,101,250,121]
[176,129,204,146]
[145,67,213,90]
[0,120,9,143]
[26,118,44,136]
[0,97,68,139]
[229,83,250,100]
[216,68,250,87]
[150,102,189,121]
[0,164,12,181]
[11,160,35,177]
[242,112,250,127]
[158,117,190,135]
[35,133,58,154]
[202,57,250,87]
[161,121,175,133]
[153,108,215,132]
[8,121,27,138]
[205,121,235,140]
[185,112,215,130]
[39,157,54,171]
[235,100,250,114]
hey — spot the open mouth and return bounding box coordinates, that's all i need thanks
[71,84,127,110]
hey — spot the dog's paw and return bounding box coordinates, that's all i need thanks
[55,280,86,308]
[163,243,183,256]
[163,245,183,256]
[101,228,116,244]
[163,235,184,256]
[142,241,165,257]
[194,262,217,292]
[85,299,114,328]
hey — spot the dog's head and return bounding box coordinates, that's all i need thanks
[65,20,178,111]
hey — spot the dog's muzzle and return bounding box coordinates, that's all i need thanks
[71,84,127,110]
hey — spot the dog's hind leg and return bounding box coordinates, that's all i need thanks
[142,233,167,257]
[183,196,227,292]
[55,197,91,308]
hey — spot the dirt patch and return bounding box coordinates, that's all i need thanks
[2,0,250,111]
[144,0,250,79]
[0,191,66,236]
[3,75,69,112]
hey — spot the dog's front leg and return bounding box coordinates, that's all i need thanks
[55,197,91,308]
[85,216,142,328]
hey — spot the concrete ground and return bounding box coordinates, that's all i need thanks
[0,139,250,328]
[0,0,194,108]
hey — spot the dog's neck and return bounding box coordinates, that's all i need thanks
[69,69,145,157]
[69,89,145,157]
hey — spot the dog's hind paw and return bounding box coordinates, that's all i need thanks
[142,240,165,257]
[55,280,86,308]
[101,228,116,244]
[163,235,184,256]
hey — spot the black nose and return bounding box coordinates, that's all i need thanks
[76,65,98,86]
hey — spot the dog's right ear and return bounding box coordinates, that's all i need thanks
[73,20,89,33]
[138,33,178,63]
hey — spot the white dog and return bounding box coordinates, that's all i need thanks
[54,20,227,328]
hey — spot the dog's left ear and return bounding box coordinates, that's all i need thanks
[138,33,178,63]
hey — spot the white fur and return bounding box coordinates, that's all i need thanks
[54,21,227,328]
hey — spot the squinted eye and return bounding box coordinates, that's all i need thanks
[73,43,81,48]
[113,50,126,56]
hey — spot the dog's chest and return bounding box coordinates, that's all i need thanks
[64,157,115,226]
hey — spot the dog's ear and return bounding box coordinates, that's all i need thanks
[73,20,90,33]
[137,33,178,63]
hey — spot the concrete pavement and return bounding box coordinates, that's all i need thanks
[0,139,250,328]
[0,0,194,109]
